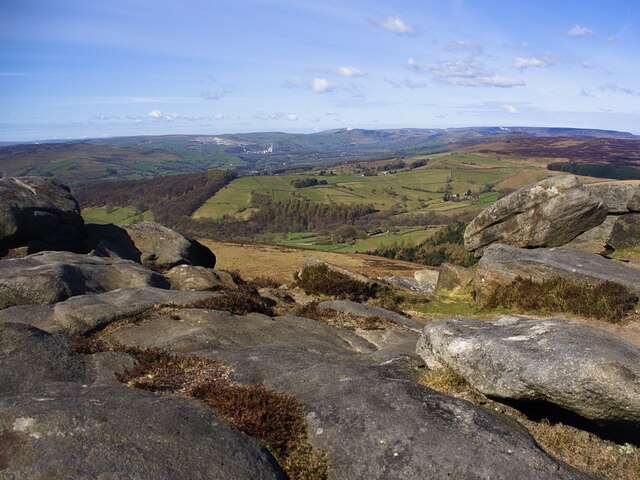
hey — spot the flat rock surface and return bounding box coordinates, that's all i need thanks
[0,323,285,480]
[416,315,640,426]
[383,275,434,294]
[474,243,640,297]
[464,176,607,255]
[0,251,168,309]
[586,183,639,213]
[317,299,423,331]
[165,265,236,291]
[100,308,592,479]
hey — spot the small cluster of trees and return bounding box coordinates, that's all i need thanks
[290,178,328,188]
[547,162,640,180]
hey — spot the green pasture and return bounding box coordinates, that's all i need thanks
[81,206,154,225]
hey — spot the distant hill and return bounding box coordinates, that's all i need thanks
[0,127,637,186]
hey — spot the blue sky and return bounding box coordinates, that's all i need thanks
[1,0,639,140]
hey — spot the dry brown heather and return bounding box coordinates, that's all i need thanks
[200,240,423,284]
[73,338,329,480]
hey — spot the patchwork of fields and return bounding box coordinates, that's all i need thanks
[193,153,545,220]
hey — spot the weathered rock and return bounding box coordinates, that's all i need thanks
[435,263,475,294]
[123,221,215,270]
[317,299,423,331]
[416,316,640,427]
[85,223,142,262]
[464,176,607,255]
[474,243,640,298]
[586,183,639,213]
[51,287,218,335]
[0,322,285,479]
[414,268,439,285]
[567,213,640,254]
[628,189,640,212]
[101,309,592,479]
[300,257,375,285]
[383,275,434,293]
[257,287,295,306]
[0,251,168,309]
[565,216,617,254]
[0,176,84,257]
[164,265,237,291]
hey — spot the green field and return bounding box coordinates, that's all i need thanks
[193,153,535,220]
[82,206,154,225]
[271,226,438,253]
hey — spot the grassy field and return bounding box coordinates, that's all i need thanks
[193,153,539,220]
[272,226,437,253]
[200,239,428,284]
[82,206,154,225]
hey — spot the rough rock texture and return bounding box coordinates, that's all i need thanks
[0,176,84,257]
[382,275,434,294]
[416,316,640,427]
[464,176,607,255]
[300,257,375,285]
[565,216,617,254]
[567,213,640,254]
[98,308,592,479]
[317,299,423,331]
[123,221,215,270]
[435,263,475,294]
[586,183,639,213]
[0,251,168,309]
[165,265,237,291]
[628,189,640,212]
[85,223,142,262]
[414,268,439,285]
[50,287,218,335]
[0,322,285,479]
[474,243,640,298]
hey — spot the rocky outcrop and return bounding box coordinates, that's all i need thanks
[165,265,237,291]
[464,176,607,256]
[123,221,216,271]
[300,257,375,285]
[0,176,85,257]
[586,183,639,213]
[414,268,439,285]
[382,275,434,293]
[435,263,475,294]
[416,316,640,427]
[317,299,423,331]
[474,243,640,298]
[0,251,168,309]
[99,308,591,479]
[0,322,285,479]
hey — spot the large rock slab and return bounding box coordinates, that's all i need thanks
[435,263,475,294]
[474,243,640,298]
[567,213,640,254]
[317,299,423,331]
[101,309,592,479]
[416,316,640,427]
[0,251,168,309]
[0,176,84,257]
[123,221,215,271]
[464,176,607,255]
[0,323,285,479]
[586,183,639,213]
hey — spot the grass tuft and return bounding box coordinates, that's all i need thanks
[484,276,638,322]
[419,367,474,395]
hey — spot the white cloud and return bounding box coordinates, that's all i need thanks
[444,41,482,52]
[567,24,595,37]
[311,77,339,93]
[514,54,562,69]
[377,16,414,35]
[406,57,523,88]
[579,87,595,98]
[503,104,519,114]
[286,113,299,121]
[147,109,177,121]
[599,83,638,96]
[338,66,365,77]
[213,113,225,120]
